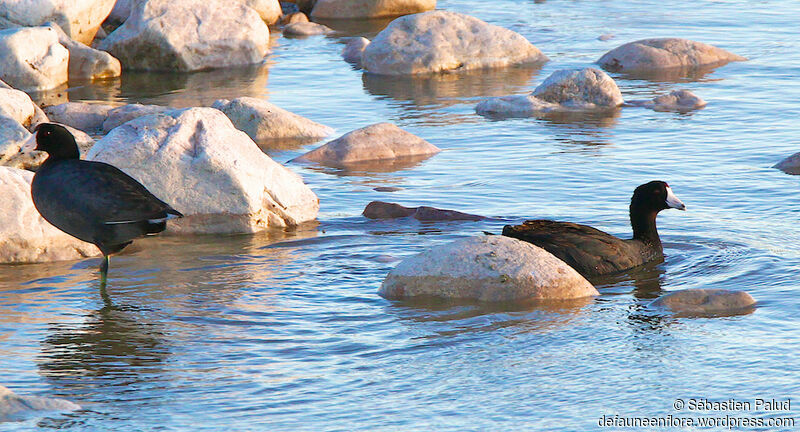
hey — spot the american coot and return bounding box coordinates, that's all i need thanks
[501,181,686,278]
[21,123,182,277]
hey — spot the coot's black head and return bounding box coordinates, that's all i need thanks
[23,123,80,161]
[631,180,686,212]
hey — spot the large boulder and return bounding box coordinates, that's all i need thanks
[0,385,81,422]
[311,0,435,19]
[43,22,121,80]
[102,103,169,133]
[86,107,319,233]
[361,11,548,75]
[109,0,282,25]
[598,38,746,74]
[0,87,39,128]
[0,167,99,263]
[0,27,69,91]
[293,122,439,168]
[0,0,115,44]
[476,68,622,117]
[44,102,116,133]
[774,152,800,175]
[0,87,47,165]
[650,289,756,316]
[211,97,333,142]
[99,0,271,72]
[380,235,598,301]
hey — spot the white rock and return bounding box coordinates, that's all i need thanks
[243,0,283,25]
[99,0,271,72]
[476,68,622,116]
[212,97,333,141]
[361,11,548,75]
[380,235,598,301]
[0,116,30,163]
[598,38,746,73]
[102,103,170,133]
[283,21,333,36]
[44,102,116,133]
[0,385,81,421]
[342,37,370,65]
[293,122,439,167]
[0,27,69,91]
[628,89,707,112]
[311,0,435,19]
[0,88,36,127]
[87,107,319,233]
[43,22,121,80]
[650,289,756,316]
[0,0,115,44]
[0,167,99,263]
[774,152,800,175]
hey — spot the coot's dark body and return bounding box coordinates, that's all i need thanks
[31,160,180,256]
[25,123,182,274]
[501,181,685,278]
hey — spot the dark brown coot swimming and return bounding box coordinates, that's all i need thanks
[22,123,182,277]
[501,181,686,278]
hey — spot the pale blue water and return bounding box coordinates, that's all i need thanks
[2,0,799,430]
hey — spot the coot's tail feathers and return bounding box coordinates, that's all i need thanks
[482,231,495,236]
[167,207,183,218]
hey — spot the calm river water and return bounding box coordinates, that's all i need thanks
[2,0,799,430]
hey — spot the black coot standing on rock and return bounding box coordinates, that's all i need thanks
[21,123,183,278]
[501,181,686,278]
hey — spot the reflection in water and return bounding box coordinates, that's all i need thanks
[363,66,542,112]
[293,153,436,174]
[606,63,730,83]
[537,108,622,149]
[60,64,271,107]
[386,296,596,338]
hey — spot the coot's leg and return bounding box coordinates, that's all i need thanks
[99,255,109,277]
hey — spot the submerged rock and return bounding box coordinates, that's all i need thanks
[0,0,115,44]
[0,385,81,421]
[476,68,622,117]
[212,97,333,141]
[43,22,121,80]
[363,201,484,221]
[99,0,270,71]
[87,107,319,233]
[342,37,370,66]
[774,152,800,175]
[102,104,170,133]
[380,235,598,301]
[650,289,756,316]
[311,0,435,19]
[0,27,69,91]
[44,102,116,133]
[0,167,98,263]
[283,21,334,36]
[361,11,548,75]
[627,89,707,112]
[293,122,440,168]
[598,38,745,74]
